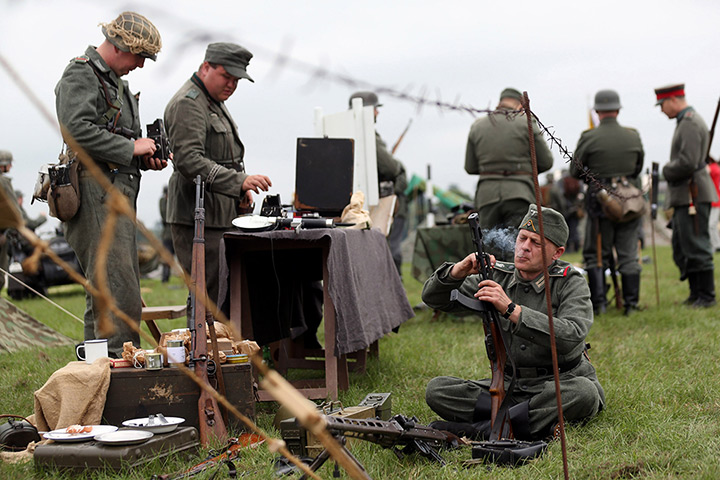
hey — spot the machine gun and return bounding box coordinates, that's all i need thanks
[448,212,515,440]
[189,175,228,446]
[298,414,459,479]
[147,118,171,160]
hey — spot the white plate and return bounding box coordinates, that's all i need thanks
[121,416,185,434]
[94,429,153,446]
[43,425,118,443]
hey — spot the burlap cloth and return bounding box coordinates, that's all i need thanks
[32,358,112,432]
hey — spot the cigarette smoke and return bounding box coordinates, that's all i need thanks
[482,226,517,260]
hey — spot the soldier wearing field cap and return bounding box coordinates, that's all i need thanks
[571,89,645,315]
[165,42,272,308]
[423,204,603,440]
[655,83,717,307]
[54,12,167,357]
[465,88,554,257]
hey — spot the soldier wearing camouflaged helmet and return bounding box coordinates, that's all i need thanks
[0,150,19,290]
[54,11,168,358]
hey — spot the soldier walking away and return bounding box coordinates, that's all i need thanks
[655,84,717,307]
[348,91,409,275]
[464,88,554,243]
[55,11,167,357]
[571,90,645,315]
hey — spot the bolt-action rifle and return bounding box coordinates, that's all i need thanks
[190,175,228,446]
[449,212,516,440]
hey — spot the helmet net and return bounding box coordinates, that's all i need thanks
[99,12,162,57]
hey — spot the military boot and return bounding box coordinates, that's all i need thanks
[692,270,717,308]
[682,272,699,305]
[622,274,641,316]
[587,267,607,315]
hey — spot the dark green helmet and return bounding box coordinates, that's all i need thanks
[593,89,621,111]
[100,11,162,61]
[349,91,382,108]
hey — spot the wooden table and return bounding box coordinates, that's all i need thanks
[220,227,413,401]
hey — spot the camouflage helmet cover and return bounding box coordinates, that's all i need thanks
[0,150,12,166]
[349,91,382,108]
[100,11,162,61]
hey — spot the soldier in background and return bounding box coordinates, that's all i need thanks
[159,185,173,283]
[571,90,644,315]
[655,84,717,307]
[55,12,167,357]
[348,91,408,275]
[164,42,271,307]
[465,88,554,242]
[15,190,47,232]
[0,151,19,289]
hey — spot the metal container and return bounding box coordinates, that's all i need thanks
[166,340,185,367]
[145,352,163,371]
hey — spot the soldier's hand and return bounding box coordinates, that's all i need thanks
[142,156,167,171]
[450,253,479,279]
[133,138,157,157]
[242,174,272,194]
[475,279,516,321]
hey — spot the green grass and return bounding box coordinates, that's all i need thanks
[2,246,720,479]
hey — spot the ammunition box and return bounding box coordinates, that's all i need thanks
[358,392,392,420]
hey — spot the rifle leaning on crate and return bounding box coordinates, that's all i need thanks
[189,175,228,446]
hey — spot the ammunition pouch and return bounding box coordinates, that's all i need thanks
[595,176,645,223]
[471,439,548,466]
[47,149,82,222]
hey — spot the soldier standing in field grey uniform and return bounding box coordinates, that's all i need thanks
[0,151,19,290]
[571,90,644,315]
[164,43,271,308]
[655,84,717,307]
[348,91,408,275]
[465,88,554,240]
[54,12,167,358]
[423,205,604,440]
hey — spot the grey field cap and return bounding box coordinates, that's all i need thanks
[204,42,254,82]
[0,150,12,166]
[500,87,523,102]
[519,204,569,247]
[593,89,622,111]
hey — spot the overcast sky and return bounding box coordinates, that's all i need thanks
[2,0,720,236]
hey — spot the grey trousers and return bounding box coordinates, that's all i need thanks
[425,372,604,439]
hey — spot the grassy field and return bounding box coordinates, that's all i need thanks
[2,245,720,479]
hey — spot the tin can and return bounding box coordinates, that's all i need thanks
[227,354,249,364]
[166,340,185,367]
[145,352,163,371]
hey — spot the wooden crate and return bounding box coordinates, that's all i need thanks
[102,363,255,433]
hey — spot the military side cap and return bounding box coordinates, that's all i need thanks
[654,83,685,106]
[204,42,254,82]
[0,150,12,166]
[100,11,162,61]
[518,204,569,247]
[500,87,523,102]
[349,91,382,108]
[593,89,621,111]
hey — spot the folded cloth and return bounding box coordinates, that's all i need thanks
[33,357,112,432]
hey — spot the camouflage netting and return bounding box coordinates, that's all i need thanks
[99,11,162,58]
[0,297,74,353]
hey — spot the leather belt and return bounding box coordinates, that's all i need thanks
[481,171,532,176]
[506,356,582,378]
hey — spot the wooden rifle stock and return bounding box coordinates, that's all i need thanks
[191,175,228,446]
[467,213,512,439]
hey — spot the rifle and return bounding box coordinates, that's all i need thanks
[650,163,661,306]
[299,414,458,478]
[391,118,412,155]
[448,212,515,440]
[190,175,228,446]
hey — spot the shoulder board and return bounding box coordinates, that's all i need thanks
[185,88,200,100]
[624,126,638,133]
[549,262,573,277]
[493,261,515,273]
[73,55,89,64]
[685,110,695,118]
[581,128,593,134]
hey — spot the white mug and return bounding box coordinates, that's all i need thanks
[76,339,109,364]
